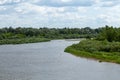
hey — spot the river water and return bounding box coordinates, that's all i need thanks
[0,39,120,80]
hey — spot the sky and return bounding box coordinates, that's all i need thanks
[0,0,120,28]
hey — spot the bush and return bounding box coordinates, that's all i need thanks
[0,37,50,45]
[65,40,120,64]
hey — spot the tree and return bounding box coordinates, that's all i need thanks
[96,25,117,42]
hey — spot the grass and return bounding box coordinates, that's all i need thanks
[0,37,50,45]
[64,40,120,64]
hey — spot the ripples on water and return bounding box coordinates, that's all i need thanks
[0,39,120,80]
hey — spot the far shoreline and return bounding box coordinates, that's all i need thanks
[0,37,50,45]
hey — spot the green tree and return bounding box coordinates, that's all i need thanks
[97,25,117,42]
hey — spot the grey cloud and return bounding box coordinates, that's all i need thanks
[101,2,119,7]
[0,6,14,14]
[101,0,120,2]
[100,0,120,7]
[93,0,120,7]
[32,0,95,7]
[0,0,25,6]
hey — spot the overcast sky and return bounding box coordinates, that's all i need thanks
[0,0,120,28]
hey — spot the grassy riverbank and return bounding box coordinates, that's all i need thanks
[0,37,50,45]
[65,40,120,64]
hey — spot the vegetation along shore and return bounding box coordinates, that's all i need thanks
[65,25,120,64]
[0,27,99,44]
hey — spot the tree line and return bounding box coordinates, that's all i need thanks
[0,27,100,40]
[96,25,120,42]
[0,26,120,42]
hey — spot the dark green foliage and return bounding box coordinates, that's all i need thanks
[65,25,120,64]
[0,27,98,39]
[65,40,120,64]
[71,40,120,52]
[0,37,50,45]
[0,26,99,44]
[96,25,120,42]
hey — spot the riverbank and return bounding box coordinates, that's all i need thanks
[0,37,50,45]
[65,40,120,64]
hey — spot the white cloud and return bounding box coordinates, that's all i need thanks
[0,0,120,28]
[77,7,87,13]
[0,0,7,4]
[94,0,101,4]
[0,0,22,5]
[61,0,72,2]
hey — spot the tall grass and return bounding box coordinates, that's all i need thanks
[65,40,120,64]
[0,37,50,45]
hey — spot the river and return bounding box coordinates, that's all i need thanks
[0,39,120,80]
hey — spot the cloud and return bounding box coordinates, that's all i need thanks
[0,0,93,7]
[32,0,95,7]
[0,0,23,5]
[93,0,120,7]
[0,0,120,28]
[61,0,72,3]
[101,1,119,7]
[0,6,6,11]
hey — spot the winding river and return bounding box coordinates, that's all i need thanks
[0,39,120,80]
